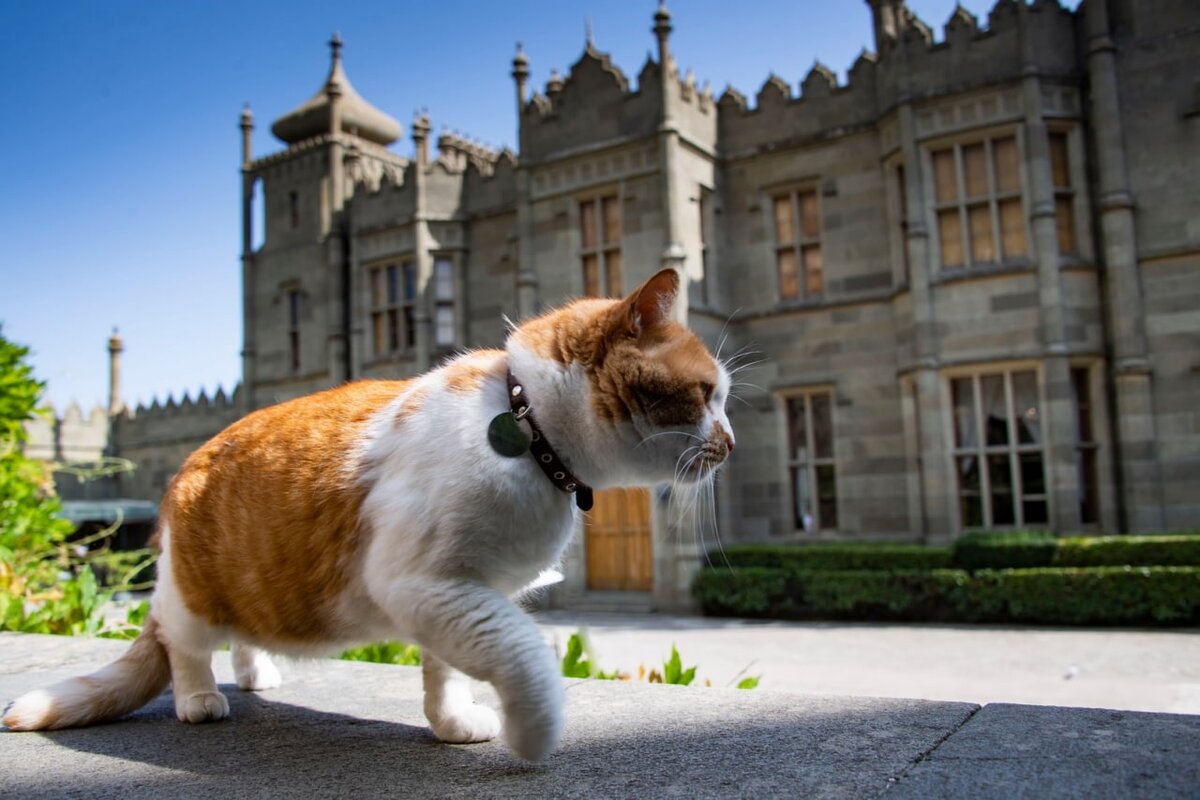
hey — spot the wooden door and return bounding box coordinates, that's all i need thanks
[585,487,653,591]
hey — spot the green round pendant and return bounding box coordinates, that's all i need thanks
[488,412,531,458]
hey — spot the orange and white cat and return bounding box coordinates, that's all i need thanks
[3,268,734,761]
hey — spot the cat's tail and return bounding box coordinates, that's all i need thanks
[3,615,171,731]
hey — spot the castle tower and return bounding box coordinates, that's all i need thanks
[240,35,406,408]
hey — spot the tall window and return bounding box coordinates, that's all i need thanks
[433,257,455,348]
[289,191,300,229]
[773,189,822,301]
[1049,132,1076,255]
[287,288,301,372]
[1072,366,1099,525]
[370,262,416,356]
[931,135,1026,269]
[950,369,1048,529]
[580,196,622,296]
[785,391,837,531]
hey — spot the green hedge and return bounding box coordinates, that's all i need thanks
[1054,536,1200,568]
[715,542,953,572]
[953,530,1059,570]
[713,533,1200,574]
[692,565,1200,626]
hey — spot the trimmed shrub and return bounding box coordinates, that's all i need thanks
[692,565,1200,626]
[1054,535,1200,568]
[692,566,790,617]
[953,530,1058,570]
[715,542,953,572]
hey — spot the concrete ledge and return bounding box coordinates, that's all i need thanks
[2,633,1198,799]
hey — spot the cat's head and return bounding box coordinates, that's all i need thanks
[508,269,733,489]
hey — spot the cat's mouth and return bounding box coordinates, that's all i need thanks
[679,442,729,481]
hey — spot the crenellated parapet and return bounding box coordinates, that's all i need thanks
[719,0,1079,158]
[22,402,109,464]
[873,0,1078,103]
[718,56,880,157]
[348,119,516,229]
[436,131,502,176]
[519,42,662,162]
[463,149,517,217]
[115,384,244,450]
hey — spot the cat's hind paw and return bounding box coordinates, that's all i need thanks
[176,691,230,724]
[430,703,502,744]
[234,655,282,692]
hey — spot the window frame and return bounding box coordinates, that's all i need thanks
[943,363,1051,532]
[367,259,417,358]
[780,387,838,533]
[578,192,623,297]
[432,255,457,350]
[927,130,1029,271]
[771,186,823,302]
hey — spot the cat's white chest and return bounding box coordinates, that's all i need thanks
[356,377,579,599]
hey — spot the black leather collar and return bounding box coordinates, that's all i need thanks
[507,369,594,511]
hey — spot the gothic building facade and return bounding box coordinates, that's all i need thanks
[36,0,1200,611]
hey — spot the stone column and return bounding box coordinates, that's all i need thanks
[511,44,538,319]
[411,114,433,371]
[1019,4,1080,531]
[654,4,687,320]
[107,329,124,417]
[896,99,954,539]
[239,105,258,411]
[1085,0,1164,531]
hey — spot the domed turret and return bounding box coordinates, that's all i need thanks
[271,34,401,147]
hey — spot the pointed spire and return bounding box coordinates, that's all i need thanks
[585,16,595,49]
[271,35,400,146]
[329,31,343,65]
[512,41,530,111]
[653,1,673,74]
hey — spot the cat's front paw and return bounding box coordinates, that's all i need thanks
[503,701,563,761]
[429,703,502,744]
[176,691,230,723]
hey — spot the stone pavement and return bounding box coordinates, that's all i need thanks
[532,611,1200,714]
[3,632,1200,799]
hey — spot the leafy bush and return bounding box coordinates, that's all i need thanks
[1054,535,1200,568]
[339,640,421,666]
[953,530,1058,570]
[0,331,153,636]
[715,542,952,572]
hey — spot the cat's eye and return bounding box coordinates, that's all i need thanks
[700,382,714,403]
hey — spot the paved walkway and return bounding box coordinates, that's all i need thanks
[533,611,1200,715]
[4,632,1200,799]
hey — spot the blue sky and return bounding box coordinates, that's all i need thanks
[1,0,1075,411]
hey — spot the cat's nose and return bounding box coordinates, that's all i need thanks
[721,427,735,454]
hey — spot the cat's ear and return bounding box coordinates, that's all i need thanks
[615,268,680,338]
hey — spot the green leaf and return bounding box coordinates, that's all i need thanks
[736,676,761,690]
[664,645,682,684]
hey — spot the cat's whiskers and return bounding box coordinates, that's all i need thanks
[636,430,703,450]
